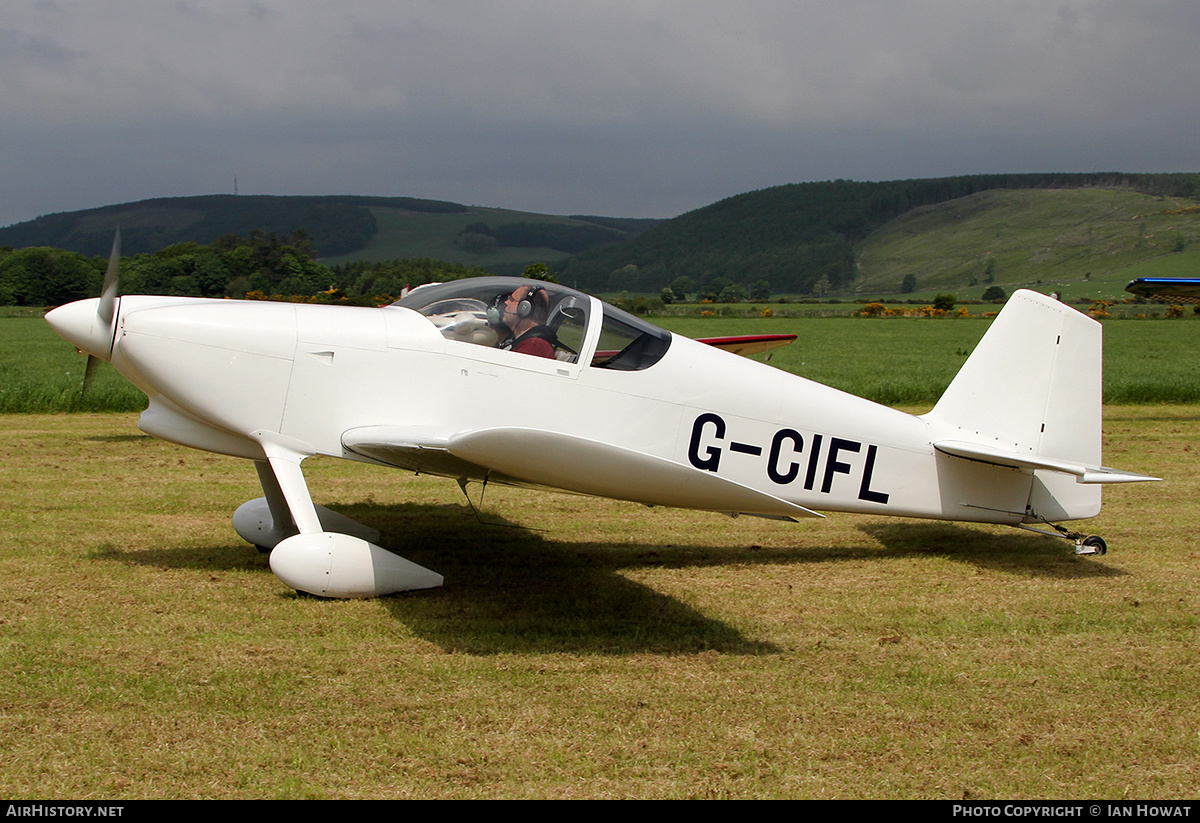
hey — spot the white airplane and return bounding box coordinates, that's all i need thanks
[46,238,1157,598]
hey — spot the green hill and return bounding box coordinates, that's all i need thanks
[558,173,1200,296]
[319,206,654,276]
[855,188,1200,303]
[0,195,458,258]
[0,195,652,274]
[5,174,1199,301]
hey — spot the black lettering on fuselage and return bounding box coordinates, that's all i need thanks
[858,444,890,504]
[729,441,763,456]
[688,412,725,472]
[685,413,890,505]
[804,433,823,491]
[821,438,860,493]
[767,428,803,484]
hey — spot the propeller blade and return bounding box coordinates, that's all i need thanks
[97,228,121,327]
[83,228,120,400]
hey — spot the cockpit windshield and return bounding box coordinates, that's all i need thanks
[394,277,670,370]
[590,302,672,371]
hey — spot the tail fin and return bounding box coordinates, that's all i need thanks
[927,290,1101,464]
[922,290,1154,522]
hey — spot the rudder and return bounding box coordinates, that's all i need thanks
[923,290,1103,520]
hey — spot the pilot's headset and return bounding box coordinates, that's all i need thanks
[516,286,547,321]
[487,285,546,325]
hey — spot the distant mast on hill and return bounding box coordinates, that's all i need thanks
[234,175,238,196]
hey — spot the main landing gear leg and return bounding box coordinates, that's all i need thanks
[241,431,443,598]
[233,460,383,552]
[1016,523,1107,556]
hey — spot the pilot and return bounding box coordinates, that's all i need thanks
[493,285,556,359]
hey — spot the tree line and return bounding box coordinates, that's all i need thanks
[0,231,491,306]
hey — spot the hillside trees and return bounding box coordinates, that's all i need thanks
[119,230,329,298]
[457,221,626,255]
[1,229,510,305]
[0,247,103,305]
[2,232,335,305]
[669,276,695,300]
[120,243,232,297]
[330,258,491,298]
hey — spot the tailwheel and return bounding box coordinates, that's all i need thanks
[1016,522,1108,557]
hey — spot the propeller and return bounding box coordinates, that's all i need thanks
[81,228,121,398]
[98,227,120,326]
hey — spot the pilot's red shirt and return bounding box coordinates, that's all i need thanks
[512,335,554,359]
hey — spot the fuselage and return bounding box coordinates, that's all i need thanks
[47,284,1038,526]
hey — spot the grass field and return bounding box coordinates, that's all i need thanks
[0,408,1194,799]
[5,298,1200,798]
[659,315,1200,405]
[8,305,1200,413]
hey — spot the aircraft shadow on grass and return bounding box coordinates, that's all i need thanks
[85,434,154,443]
[94,501,776,656]
[857,521,1127,580]
[92,499,1122,656]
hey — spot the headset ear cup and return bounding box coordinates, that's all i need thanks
[517,286,544,319]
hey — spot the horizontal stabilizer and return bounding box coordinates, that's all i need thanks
[934,440,1159,484]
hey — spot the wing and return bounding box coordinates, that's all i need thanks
[1125,278,1200,304]
[343,425,824,519]
[341,426,488,480]
[696,334,797,356]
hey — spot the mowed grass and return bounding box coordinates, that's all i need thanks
[0,409,1196,799]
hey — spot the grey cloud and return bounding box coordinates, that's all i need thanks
[1,1,1198,227]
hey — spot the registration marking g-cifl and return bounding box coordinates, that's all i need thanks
[686,412,890,504]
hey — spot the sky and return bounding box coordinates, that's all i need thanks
[3,0,1199,228]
